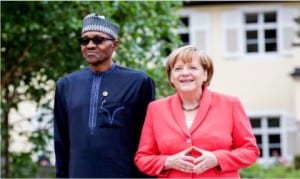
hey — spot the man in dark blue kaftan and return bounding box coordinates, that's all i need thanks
[53,13,155,178]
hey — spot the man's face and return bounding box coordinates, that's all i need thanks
[79,31,118,66]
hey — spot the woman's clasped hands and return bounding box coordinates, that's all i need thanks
[164,146,219,174]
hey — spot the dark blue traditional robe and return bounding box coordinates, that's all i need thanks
[54,64,155,178]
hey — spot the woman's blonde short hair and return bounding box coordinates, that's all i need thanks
[166,45,214,88]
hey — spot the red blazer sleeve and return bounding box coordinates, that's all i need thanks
[213,97,260,172]
[134,103,169,177]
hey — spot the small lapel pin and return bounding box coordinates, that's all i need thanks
[102,91,108,97]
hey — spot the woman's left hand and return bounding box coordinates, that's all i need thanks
[192,147,219,174]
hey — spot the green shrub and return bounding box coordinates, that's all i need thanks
[295,155,300,169]
[240,163,300,178]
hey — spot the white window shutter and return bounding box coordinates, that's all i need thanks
[190,12,210,54]
[222,11,243,58]
[278,7,299,55]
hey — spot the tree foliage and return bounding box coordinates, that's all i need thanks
[1,1,182,177]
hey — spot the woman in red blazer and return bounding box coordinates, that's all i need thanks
[134,45,260,178]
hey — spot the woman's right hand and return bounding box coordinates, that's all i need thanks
[163,147,195,173]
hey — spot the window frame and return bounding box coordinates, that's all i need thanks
[248,111,297,165]
[178,10,211,54]
[243,10,278,55]
[223,5,298,59]
[178,16,190,46]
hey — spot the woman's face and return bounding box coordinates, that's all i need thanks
[170,55,207,93]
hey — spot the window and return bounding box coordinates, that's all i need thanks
[178,12,210,53]
[179,17,190,46]
[251,117,261,128]
[223,7,298,57]
[248,113,298,165]
[254,134,263,157]
[267,117,280,127]
[250,116,281,159]
[244,11,277,54]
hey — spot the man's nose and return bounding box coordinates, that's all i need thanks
[86,40,96,47]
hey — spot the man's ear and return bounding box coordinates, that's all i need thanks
[113,40,119,48]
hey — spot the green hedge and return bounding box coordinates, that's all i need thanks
[240,163,300,178]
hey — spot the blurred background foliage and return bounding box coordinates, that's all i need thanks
[1,1,182,177]
[240,162,300,178]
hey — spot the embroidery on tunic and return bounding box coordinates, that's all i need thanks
[88,74,102,134]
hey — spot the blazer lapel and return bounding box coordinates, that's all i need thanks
[190,88,213,134]
[170,94,190,136]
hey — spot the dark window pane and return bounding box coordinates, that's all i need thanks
[250,117,261,128]
[180,33,189,45]
[247,44,258,53]
[265,29,276,38]
[181,17,189,27]
[246,30,258,53]
[270,148,281,157]
[269,134,280,143]
[265,30,277,52]
[265,43,277,52]
[267,117,280,127]
[245,13,258,23]
[259,147,263,157]
[255,135,262,144]
[264,12,276,23]
[247,30,258,40]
